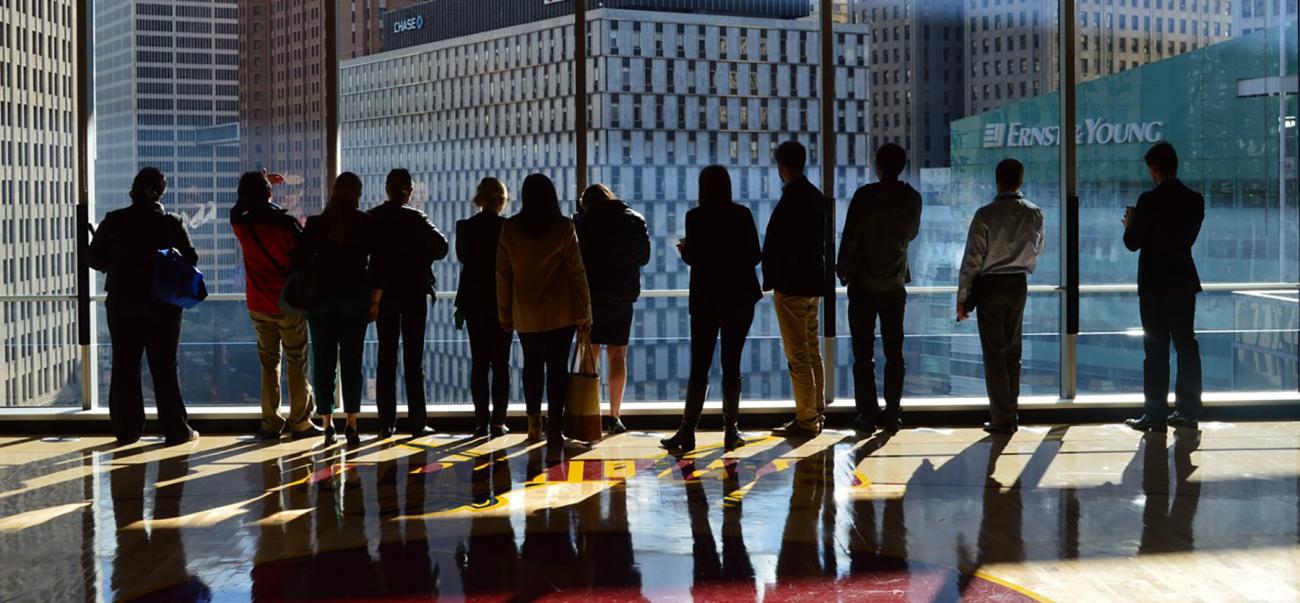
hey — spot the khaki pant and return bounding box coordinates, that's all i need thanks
[250,311,315,433]
[774,292,825,429]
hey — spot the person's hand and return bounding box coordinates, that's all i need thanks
[956,303,969,323]
[500,321,513,333]
[1122,206,1134,228]
[836,269,849,286]
[369,301,381,323]
[577,321,592,334]
[263,168,286,186]
[675,238,686,255]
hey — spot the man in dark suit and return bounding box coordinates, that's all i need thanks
[762,141,828,437]
[1123,142,1205,432]
[368,168,449,438]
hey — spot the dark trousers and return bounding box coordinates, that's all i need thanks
[106,295,191,441]
[518,326,576,439]
[1140,292,1202,420]
[308,293,369,415]
[467,316,513,426]
[375,294,429,430]
[974,274,1028,426]
[683,305,756,428]
[848,286,906,420]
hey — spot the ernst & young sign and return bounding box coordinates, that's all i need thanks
[982,118,1164,149]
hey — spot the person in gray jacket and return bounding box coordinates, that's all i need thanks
[956,159,1045,436]
[837,144,922,435]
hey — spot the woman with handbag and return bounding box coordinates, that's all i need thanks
[456,177,514,438]
[496,174,592,448]
[231,171,320,441]
[294,172,382,448]
[661,165,763,453]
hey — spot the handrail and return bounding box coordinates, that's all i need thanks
[2,282,1297,304]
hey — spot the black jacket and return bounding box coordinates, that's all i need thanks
[367,201,449,299]
[1123,178,1204,297]
[87,202,198,298]
[574,200,651,304]
[454,211,506,323]
[761,175,827,296]
[837,181,923,291]
[294,210,379,300]
[682,203,762,316]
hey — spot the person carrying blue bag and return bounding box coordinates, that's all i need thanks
[87,167,201,446]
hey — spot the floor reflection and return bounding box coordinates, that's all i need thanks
[1,423,1299,601]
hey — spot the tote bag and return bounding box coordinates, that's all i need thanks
[151,248,208,309]
[565,332,603,442]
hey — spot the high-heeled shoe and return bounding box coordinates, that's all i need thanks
[344,425,361,448]
[323,424,337,446]
[723,427,746,451]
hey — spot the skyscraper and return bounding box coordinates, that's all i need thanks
[0,0,78,406]
[92,0,241,292]
[340,0,424,60]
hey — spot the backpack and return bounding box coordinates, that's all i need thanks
[151,248,208,309]
[244,219,316,316]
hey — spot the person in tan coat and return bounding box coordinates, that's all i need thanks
[497,174,592,447]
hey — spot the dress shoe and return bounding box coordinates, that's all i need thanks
[660,428,695,453]
[772,420,820,438]
[165,428,200,447]
[851,414,878,434]
[490,423,510,438]
[472,424,490,438]
[410,425,436,439]
[723,428,746,451]
[345,425,361,448]
[323,425,337,446]
[982,422,1017,436]
[882,415,903,434]
[290,424,323,440]
[255,429,282,441]
[1125,415,1167,432]
[1167,411,1199,430]
[115,434,141,447]
[605,416,628,435]
[377,426,395,439]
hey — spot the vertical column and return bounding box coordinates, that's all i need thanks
[820,0,837,405]
[575,0,589,201]
[325,0,340,184]
[76,0,95,411]
[1059,0,1079,400]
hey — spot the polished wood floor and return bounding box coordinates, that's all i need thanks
[0,421,1297,601]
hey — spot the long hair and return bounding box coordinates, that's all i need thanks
[472,177,508,213]
[697,165,733,209]
[130,167,167,205]
[233,171,271,215]
[321,172,364,244]
[579,183,619,213]
[515,174,563,237]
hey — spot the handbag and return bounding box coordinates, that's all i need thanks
[565,332,604,442]
[151,248,208,309]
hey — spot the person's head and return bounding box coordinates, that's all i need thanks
[130,167,167,205]
[1144,141,1178,184]
[321,172,364,243]
[473,177,509,214]
[517,173,562,236]
[875,143,908,181]
[326,172,364,213]
[995,159,1025,193]
[235,171,272,211]
[579,183,618,213]
[698,165,733,209]
[385,168,414,204]
[774,140,807,183]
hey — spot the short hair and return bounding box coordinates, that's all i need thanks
[698,165,733,208]
[386,168,413,191]
[874,144,908,178]
[995,159,1024,191]
[130,167,167,202]
[1144,142,1178,176]
[774,141,807,174]
[236,171,271,206]
[580,183,619,211]
[472,177,507,209]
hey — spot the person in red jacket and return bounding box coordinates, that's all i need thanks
[231,171,320,440]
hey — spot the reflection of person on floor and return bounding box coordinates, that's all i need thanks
[377,453,436,596]
[775,451,835,583]
[584,482,643,593]
[684,460,755,597]
[109,452,211,600]
[308,460,379,596]
[460,451,519,597]
[955,437,1024,594]
[847,437,909,583]
[1138,431,1202,555]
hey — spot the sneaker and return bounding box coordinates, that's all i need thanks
[472,424,490,438]
[490,424,510,438]
[164,428,200,447]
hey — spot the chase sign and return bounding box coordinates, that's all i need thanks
[393,14,425,34]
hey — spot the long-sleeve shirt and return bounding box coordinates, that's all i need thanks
[957,192,1045,303]
[87,201,198,299]
[1123,178,1204,297]
[837,181,923,291]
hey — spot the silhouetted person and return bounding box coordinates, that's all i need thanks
[295,172,382,448]
[574,183,650,435]
[838,144,922,434]
[497,174,592,449]
[662,165,762,453]
[231,170,320,441]
[457,177,514,438]
[1124,142,1205,432]
[87,167,198,446]
[957,159,1045,436]
[764,141,829,438]
[368,168,449,438]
